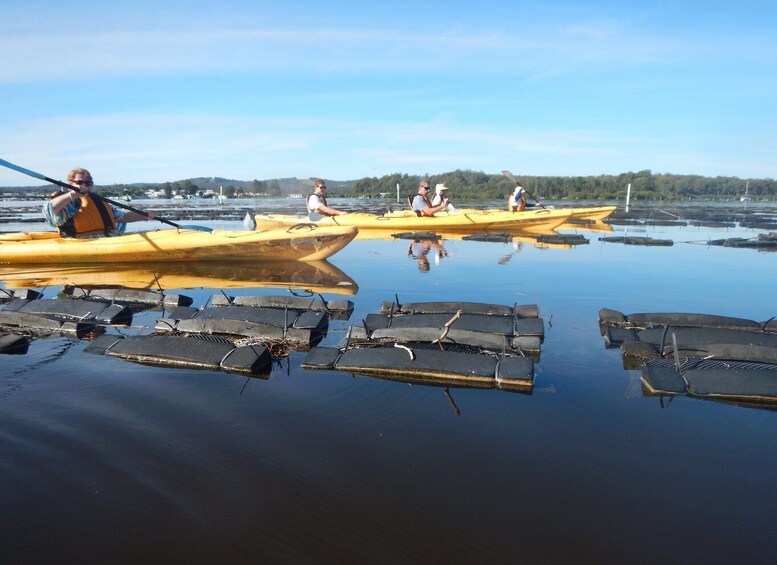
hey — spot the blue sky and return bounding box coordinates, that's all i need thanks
[2,0,776,185]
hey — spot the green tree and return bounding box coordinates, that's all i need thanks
[251,179,266,195]
[267,180,281,196]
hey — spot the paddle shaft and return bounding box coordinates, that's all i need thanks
[0,157,182,229]
[502,169,546,209]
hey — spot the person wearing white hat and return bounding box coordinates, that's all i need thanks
[431,183,456,213]
[508,184,526,212]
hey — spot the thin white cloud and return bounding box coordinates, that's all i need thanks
[2,3,776,182]
[4,17,769,83]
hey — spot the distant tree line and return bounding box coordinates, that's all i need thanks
[347,170,776,201]
[7,169,774,201]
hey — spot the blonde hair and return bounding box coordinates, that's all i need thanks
[67,168,93,184]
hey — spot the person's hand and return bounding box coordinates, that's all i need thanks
[147,212,157,220]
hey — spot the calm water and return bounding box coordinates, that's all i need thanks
[1,200,776,563]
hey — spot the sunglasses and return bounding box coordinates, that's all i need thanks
[318,185,327,189]
[72,179,93,186]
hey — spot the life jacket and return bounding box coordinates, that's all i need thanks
[57,193,117,237]
[508,193,526,212]
[307,192,329,215]
[410,194,432,217]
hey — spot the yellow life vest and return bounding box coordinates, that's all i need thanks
[58,193,117,237]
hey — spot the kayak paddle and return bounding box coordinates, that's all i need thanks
[501,169,546,209]
[0,157,213,232]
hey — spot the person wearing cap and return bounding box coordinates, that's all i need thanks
[307,178,347,216]
[411,179,449,217]
[508,184,526,212]
[431,183,456,212]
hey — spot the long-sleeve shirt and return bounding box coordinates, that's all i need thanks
[42,199,129,237]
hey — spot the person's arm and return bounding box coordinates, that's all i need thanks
[316,203,347,216]
[422,195,449,216]
[43,191,80,227]
[114,207,156,223]
[431,241,448,257]
[121,211,157,223]
[50,190,80,214]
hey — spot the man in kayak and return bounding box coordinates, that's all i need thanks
[508,184,527,212]
[411,179,449,216]
[43,168,155,237]
[307,179,347,217]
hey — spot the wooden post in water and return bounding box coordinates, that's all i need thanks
[626,183,632,213]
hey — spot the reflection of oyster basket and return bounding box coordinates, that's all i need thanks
[0,260,358,295]
[599,308,777,408]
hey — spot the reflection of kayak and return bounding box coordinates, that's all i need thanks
[0,260,358,295]
[558,220,613,233]
[0,225,357,264]
[255,208,573,234]
[356,228,586,251]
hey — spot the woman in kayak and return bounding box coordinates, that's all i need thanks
[508,184,527,212]
[307,179,347,217]
[43,168,155,237]
[431,183,456,212]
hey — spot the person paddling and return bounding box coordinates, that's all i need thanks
[411,179,449,217]
[43,168,156,238]
[508,184,527,212]
[307,179,347,217]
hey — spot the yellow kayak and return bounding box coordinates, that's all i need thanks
[0,260,358,294]
[0,225,357,264]
[456,205,617,222]
[564,205,617,222]
[255,208,573,234]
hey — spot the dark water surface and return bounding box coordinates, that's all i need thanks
[1,202,776,563]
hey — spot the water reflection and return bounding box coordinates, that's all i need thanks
[640,358,777,411]
[358,226,602,268]
[559,219,614,233]
[407,237,448,272]
[2,202,777,563]
[0,260,358,295]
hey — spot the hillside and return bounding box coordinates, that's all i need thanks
[2,169,774,201]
